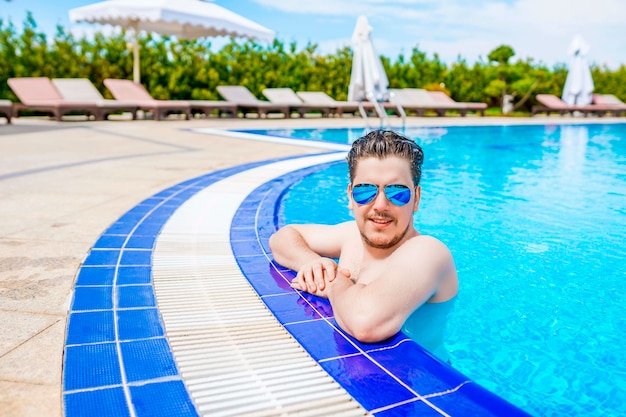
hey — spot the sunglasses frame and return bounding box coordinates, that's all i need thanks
[351,183,413,206]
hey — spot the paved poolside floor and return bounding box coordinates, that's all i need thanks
[0,114,622,417]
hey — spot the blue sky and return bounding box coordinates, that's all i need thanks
[2,0,624,69]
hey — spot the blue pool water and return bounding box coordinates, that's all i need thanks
[258,124,626,417]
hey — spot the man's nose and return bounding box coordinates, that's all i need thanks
[371,189,390,209]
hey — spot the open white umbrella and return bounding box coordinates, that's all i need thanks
[348,15,389,103]
[69,0,274,83]
[561,35,594,106]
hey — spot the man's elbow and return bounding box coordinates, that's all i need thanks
[339,317,398,343]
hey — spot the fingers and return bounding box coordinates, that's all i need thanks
[293,258,341,294]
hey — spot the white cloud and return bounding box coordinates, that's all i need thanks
[252,0,626,68]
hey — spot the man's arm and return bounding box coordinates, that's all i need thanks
[269,222,354,292]
[326,235,456,342]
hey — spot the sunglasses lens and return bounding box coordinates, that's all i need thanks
[385,184,411,206]
[352,184,378,204]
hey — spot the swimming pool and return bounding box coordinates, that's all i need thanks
[251,124,626,417]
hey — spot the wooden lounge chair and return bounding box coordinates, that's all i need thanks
[295,91,402,118]
[262,88,332,117]
[52,78,138,120]
[217,86,290,118]
[389,88,467,117]
[428,91,487,116]
[592,94,626,116]
[0,99,12,124]
[104,79,191,121]
[531,94,614,117]
[8,77,111,121]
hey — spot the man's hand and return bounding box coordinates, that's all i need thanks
[290,257,337,294]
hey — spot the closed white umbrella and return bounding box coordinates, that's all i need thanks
[561,35,594,106]
[348,16,389,103]
[69,0,274,83]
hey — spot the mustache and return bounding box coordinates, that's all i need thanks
[367,211,396,221]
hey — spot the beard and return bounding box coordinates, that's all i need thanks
[360,212,412,250]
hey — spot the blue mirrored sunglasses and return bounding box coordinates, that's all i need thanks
[351,183,412,206]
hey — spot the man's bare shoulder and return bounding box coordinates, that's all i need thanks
[393,234,453,263]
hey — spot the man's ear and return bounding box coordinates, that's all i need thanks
[347,184,354,210]
[413,185,421,212]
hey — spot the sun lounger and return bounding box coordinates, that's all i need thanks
[0,99,12,123]
[217,86,290,118]
[103,79,191,121]
[389,88,469,117]
[8,77,118,121]
[262,88,332,117]
[531,94,615,117]
[592,94,626,116]
[428,91,487,116]
[295,91,402,118]
[295,91,358,117]
[52,78,138,120]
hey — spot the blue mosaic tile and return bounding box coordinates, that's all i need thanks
[257,223,279,241]
[125,235,156,249]
[144,211,174,223]
[238,200,262,210]
[117,266,152,285]
[230,239,263,256]
[138,197,165,206]
[234,207,257,219]
[64,387,130,417]
[229,226,257,240]
[374,399,445,417]
[116,212,149,224]
[298,292,335,319]
[118,285,156,309]
[254,215,276,231]
[130,380,198,417]
[66,311,115,345]
[427,382,533,417]
[244,271,293,296]
[121,338,178,382]
[368,341,470,396]
[64,343,121,391]
[76,266,115,286]
[117,308,163,340]
[71,287,113,311]
[105,222,136,235]
[120,250,152,266]
[133,222,163,237]
[261,293,322,324]
[83,250,120,266]
[235,254,271,273]
[125,205,154,216]
[318,354,415,410]
[93,235,127,249]
[153,188,179,198]
[285,319,359,361]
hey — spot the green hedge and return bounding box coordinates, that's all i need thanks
[1,13,625,112]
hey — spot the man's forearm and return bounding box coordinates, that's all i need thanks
[269,226,322,270]
[326,273,398,342]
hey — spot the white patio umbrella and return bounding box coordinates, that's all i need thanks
[561,35,594,106]
[348,15,389,103]
[69,0,274,83]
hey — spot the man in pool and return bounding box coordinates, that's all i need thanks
[269,130,458,361]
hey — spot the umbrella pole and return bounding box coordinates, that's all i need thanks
[132,23,140,84]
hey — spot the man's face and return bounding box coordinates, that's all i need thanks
[348,156,420,250]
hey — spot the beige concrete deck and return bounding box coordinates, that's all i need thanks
[0,113,622,417]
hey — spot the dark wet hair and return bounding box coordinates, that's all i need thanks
[347,130,424,186]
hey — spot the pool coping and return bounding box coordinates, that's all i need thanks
[62,151,532,416]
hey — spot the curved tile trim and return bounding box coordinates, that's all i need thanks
[63,153,530,417]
